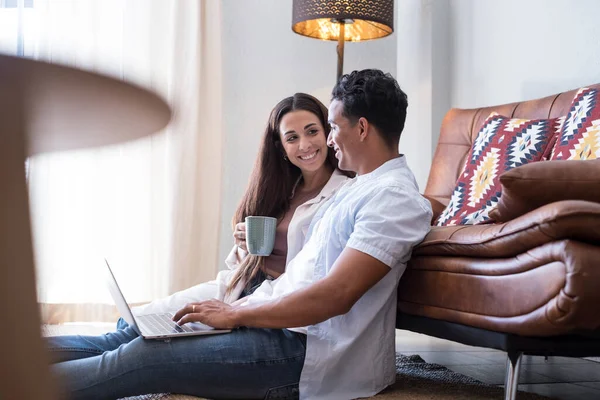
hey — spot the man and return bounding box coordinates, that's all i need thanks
[49,70,432,400]
[175,69,433,398]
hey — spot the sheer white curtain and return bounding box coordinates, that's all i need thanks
[20,0,223,323]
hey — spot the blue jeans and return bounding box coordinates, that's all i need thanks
[47,320,306,400]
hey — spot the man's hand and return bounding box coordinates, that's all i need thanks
[172,300,239,329]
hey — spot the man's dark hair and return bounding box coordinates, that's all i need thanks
[331,69,408,148]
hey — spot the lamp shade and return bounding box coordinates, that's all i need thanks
[292,0,394,42]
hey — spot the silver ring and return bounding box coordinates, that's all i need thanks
[192,305,196,313]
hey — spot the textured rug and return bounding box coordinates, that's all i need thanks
[119,354,550,400]
[373,354,549,400]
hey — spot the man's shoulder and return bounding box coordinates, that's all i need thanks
[336,161,424,209]
[363,170,418,196]
[353,172,431,216]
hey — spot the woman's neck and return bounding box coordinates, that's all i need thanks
[299,164,334,193]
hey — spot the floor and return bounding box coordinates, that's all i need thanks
[396,330,600,400]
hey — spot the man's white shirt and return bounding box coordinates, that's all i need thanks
[241,156,432,399]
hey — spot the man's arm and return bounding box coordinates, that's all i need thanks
[173,247,390,329]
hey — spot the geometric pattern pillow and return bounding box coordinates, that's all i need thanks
[550,87,600,160]
[436,113,562,226]
[542,116,566,160]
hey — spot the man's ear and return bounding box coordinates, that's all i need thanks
[357,117,369,142]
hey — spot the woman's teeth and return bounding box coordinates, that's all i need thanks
[299,151,317,160]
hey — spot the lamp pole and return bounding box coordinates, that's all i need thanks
[336,21,345,81]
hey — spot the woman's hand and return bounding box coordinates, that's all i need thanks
[233,222,247,251]
[172,300,240,329]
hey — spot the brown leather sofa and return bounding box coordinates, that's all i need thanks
[396,84,600,400]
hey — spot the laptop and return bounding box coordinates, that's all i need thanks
[103,259,231,339]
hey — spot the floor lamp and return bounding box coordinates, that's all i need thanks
[0,54,171,399]
[292,0,394,82]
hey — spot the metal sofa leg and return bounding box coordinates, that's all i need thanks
[504,351,523,400]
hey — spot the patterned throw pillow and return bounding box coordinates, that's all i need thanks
[550,87,600,160]
[436,113,561,226]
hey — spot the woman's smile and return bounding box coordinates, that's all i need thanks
[298,149,319,162]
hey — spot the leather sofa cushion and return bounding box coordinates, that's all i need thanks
[489,159,600,222]
[415,200,600,257]
[400,239,600,336]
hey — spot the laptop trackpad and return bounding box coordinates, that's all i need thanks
[186,321,216,331]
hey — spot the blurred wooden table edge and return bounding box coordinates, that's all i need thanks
[0,54,171,400]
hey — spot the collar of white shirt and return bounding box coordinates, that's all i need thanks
[355,154,405,184]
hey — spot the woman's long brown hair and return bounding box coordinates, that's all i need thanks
[226,93,346,293]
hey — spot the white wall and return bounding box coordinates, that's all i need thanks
[451,0,600,108]
[398,0,600,190]
[218,0,397,265]
[396,0,451,190]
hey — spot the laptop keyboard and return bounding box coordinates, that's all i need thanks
[137,313,193,335]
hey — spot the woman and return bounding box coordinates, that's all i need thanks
[132,92,351,317]
[48,93,352,399]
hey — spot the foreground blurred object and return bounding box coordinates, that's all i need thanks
[0,54,171,399]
